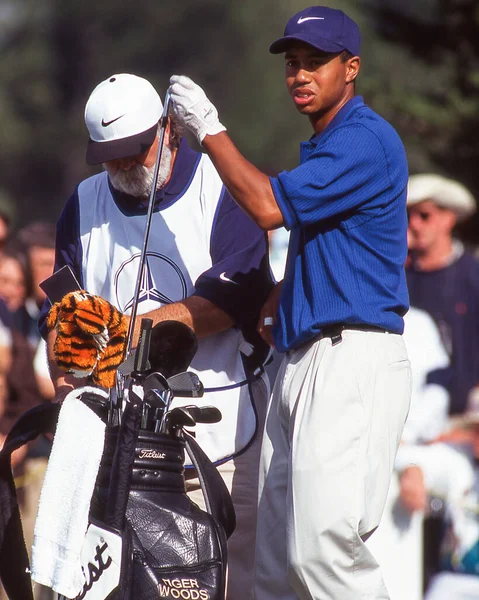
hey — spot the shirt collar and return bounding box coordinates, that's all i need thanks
[309,96,364,145]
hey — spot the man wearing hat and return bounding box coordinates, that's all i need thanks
[406,173,479,416]
[168,5,411,599]
[39,73,274,600]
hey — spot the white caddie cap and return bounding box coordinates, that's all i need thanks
[407,173,476,222]
[84,74,163,165]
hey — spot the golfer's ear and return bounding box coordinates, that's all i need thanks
[346,56,360,83]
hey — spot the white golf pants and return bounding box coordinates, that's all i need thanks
[254,330,412,600]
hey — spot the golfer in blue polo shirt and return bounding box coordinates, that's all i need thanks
[169,5,412,599]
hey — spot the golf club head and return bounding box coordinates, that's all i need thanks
[163,406,197,434]
[167,371,204,397]
[181,405,222,424]
[143,371,169,395]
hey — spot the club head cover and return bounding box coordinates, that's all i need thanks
[46,290,128,388]
[148,320,198,379]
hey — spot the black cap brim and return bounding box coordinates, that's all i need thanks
[269,34,346,55]
[86,123,158,165]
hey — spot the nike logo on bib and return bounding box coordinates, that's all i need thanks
[297,16,325,23]
[101,115,125,127]
[219,272,238,285]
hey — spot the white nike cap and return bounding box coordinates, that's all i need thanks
[407,173,476,222]
[85,73,164,165]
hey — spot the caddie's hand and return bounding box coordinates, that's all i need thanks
[169,75,226,144]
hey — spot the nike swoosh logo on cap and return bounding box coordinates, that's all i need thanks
[297,16,325,24]
[219,272,239,285]
[101,115,125,127]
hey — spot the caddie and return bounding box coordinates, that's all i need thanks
[38,72,274,600]
[168,5,412,599]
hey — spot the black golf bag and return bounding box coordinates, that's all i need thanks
[0,335,235,600]
[75,386,235,600]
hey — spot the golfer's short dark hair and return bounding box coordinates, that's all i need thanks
[340,50,354,63]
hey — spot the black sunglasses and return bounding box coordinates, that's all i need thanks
[407,210,433,222]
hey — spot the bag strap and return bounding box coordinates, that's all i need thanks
[183,432,236,539]
[0,402,60,600]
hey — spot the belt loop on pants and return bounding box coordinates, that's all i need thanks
[317,323,392,347]
[330,330,343,346]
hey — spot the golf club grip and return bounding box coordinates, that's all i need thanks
[134,318,153,373]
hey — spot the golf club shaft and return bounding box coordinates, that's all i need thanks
[125,91,171,358]
[115,92,171,413]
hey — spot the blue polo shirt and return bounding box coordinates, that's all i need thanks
[270,96,409,352]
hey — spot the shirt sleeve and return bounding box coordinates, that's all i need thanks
[271,124,393,230]
[194,188,275,330]
[38,189,83,340]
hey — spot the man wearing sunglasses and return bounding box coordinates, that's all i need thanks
[406,173,479,416]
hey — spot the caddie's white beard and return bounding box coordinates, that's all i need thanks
[105,144,173,198]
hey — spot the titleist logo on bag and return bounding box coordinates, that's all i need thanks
[139,448,167,459]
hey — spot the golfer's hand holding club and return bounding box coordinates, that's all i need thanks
[169,75,226,143]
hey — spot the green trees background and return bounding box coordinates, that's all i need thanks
[0,0,478,240]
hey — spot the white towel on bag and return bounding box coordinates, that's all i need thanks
[31,386,108,598]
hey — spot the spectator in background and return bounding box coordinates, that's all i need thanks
[0,244,32,317]
[0,313,23,477]
[406,174,479,416]
[423,396,479,600]
[0,243,39,413]
[16,221,56,350]
[16,222,56,400]
[0,312,23,600]
[0,209,12,254]
[0,316,12,425]
[0,237,51,600]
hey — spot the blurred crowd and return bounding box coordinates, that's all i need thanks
[0,217,55,600]
[1,171,479,600]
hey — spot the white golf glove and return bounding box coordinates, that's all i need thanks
[169,75,226,144]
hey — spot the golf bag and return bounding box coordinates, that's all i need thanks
[0,389,235,600]
[79,388,235,600]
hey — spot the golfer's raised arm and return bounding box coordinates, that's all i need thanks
[168,75,283,230]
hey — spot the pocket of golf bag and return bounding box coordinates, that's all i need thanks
[91,428,228,600]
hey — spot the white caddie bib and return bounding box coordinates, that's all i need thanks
[76,156,256,463]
